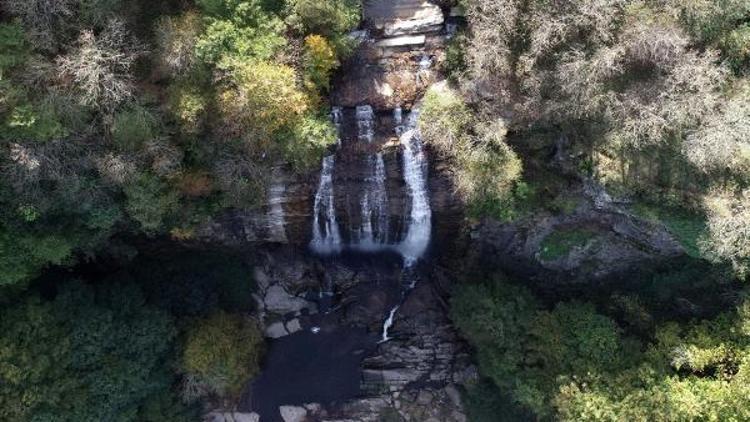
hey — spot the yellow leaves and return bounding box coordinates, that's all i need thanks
[218,60,309,142]
[303,34,339,91]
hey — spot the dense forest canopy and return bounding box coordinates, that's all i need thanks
[0,0,749,420]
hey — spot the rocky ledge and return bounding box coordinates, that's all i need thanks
[212,247,474,422]
[472,181,685,288]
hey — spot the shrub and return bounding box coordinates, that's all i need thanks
[56,20,145,112]
[0,227,75,286]
[111,105,159,150]
[418,84,472,155]
[167,83,208,134]
[303,34,339,92]
[419,84,522,220]
[459,142,522,220]
[194,1,286,65]
[217,60,309,144]
[155,11,203,76]
[181,312,264,398]
[683,85,750,176]
[78,0,125,27]
[0,282,179,421]
[0,21,28,79]
[722,24,750,73]
[443,31,467,80]
[0,0,74,51]
[213,153,267,208]
[452,281,627,418]
[701,188,750,278]
[285,0,361,36]
[123,173,179,232]
[176,170,214,198]
[282,112,337,173]
[3,102,67,141]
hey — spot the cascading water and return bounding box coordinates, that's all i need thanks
[331,106,343,146]
[267,172,288,242]
[397,107,432,260]
[358,153,389,248]
[378,107,431,342]
[310,104,431,258]
[356,105,375,143]
[310,155,342,254]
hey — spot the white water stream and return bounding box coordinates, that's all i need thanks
[310,155,342,254]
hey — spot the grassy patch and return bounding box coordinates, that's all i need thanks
[539,228,598,261]
[631,202,707,258]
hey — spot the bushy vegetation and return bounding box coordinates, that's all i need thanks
[449,5,750,416]
[0,281,194,421]
[419,84,523,220]
[181,311,264,400]
[0,0,357,418]
[453,0,750,277]
[0,0,357,288]
[453,278,750,421]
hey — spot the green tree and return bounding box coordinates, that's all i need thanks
[285,0,360,36]
[124,173,179,232]
[181,311,264,399]
[0,21,28,79]
[0,281,185,422]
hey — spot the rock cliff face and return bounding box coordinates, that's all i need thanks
[205,2,473,422]
[472,182,685,289]
[197,0,464,261]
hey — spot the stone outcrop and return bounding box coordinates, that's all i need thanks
[196,167,313,245]
[205,412,260,422]
[331,0,448,110]
[232,246,474,421]
[365,0,445,37]
[316,385,469,422]
[473,186,685,287]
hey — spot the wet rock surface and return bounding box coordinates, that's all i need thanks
[232,248,473,422]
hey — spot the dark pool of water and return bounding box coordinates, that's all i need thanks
[240,326,378,422]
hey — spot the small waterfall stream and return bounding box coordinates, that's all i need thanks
[310,155,342,254]
[358,153,389,248]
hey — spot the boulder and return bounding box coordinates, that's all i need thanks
[285,318,302,334]
[205,412,260,422]
[280,405,308,422]
[364,0,444,36]
[265,321,289,339]
[263,285,313,315]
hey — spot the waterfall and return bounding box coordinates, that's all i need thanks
[393,106,403,126]
[310,155,342,253]
[358,153,390,248]
[267,172,288,242]
[374,153,389,243]
[331,106,343,146]
[310,105,431,261]
[378,258,420,343]
[380,306,399,343]
[356,105,375,143]
[397,109,432,260]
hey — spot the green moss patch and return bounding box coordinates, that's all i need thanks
[539,228,598,261]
